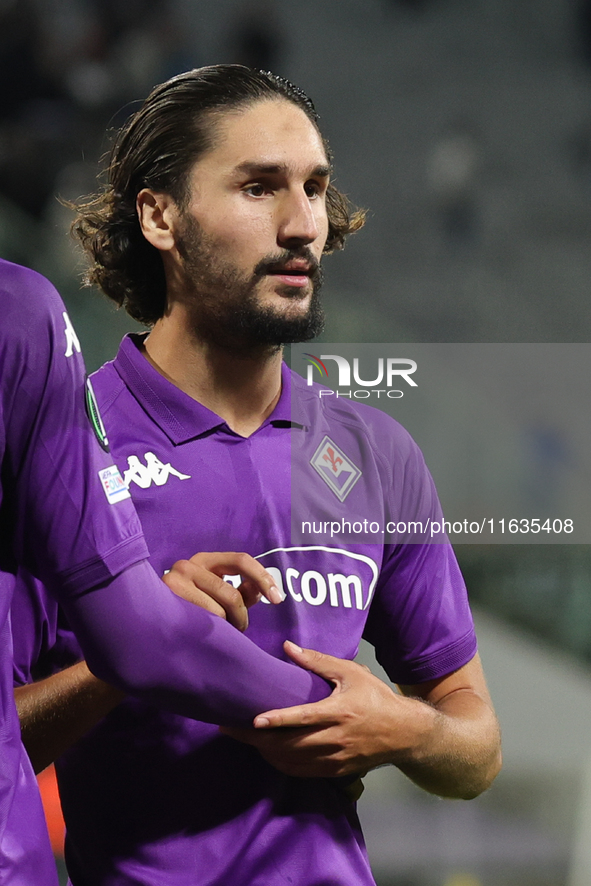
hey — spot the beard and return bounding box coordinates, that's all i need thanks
[175,214,325,351]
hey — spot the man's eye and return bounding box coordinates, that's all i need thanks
[305,182,322,198]
[244,184,267,197]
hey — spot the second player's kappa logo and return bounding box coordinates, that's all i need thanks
[310,436,361,502]
[63,312,81,358]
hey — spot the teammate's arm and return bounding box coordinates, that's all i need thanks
[15,552,295,772]
[59,561,331,727]
[222,643,501,800]
[15,662,123,774]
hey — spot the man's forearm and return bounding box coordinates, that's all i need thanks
[389,688,501,799]
[14,663,124,774]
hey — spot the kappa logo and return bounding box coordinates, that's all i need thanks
[123,452,191,489]
[63,312,81,358]
[310,436,361,502]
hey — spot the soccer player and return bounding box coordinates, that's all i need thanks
[0,261,329,886]
[11,66,501,885]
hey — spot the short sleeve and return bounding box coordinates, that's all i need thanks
[363,427,477,684]
[363,542,477,684]
[0,262,148,597]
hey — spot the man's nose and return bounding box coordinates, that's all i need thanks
[277,189,321,246]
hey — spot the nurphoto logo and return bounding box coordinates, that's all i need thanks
[303,353,417,400]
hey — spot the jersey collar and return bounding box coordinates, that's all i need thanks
[113,334,306,444]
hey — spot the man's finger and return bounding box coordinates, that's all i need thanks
[251,691,341,729]
[163,561,249,631]
[187,569,249,631]
[250,642,370,728]
[188,552,285,605]
[282,640,352,683]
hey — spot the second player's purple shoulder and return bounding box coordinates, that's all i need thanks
[0,257,62,303]
[0,258,78,357]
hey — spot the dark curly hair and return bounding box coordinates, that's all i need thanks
[72,65,366,325]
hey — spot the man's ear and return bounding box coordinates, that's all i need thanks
[137,189,177,251]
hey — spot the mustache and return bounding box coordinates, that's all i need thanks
[253,249,321,280]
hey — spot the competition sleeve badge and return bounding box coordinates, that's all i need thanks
[85,376,109,452]
[310,436,361,502]
[98,465,131,504]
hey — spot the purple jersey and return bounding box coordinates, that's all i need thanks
[13,333,476,886]
[0,261,148,885]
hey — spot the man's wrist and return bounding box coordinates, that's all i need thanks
[382,694,440,768]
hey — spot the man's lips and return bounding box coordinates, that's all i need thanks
[265,262,316,288]
[267,271,311,288]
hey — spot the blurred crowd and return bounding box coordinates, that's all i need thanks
[0,0,293,220]
[0,0,196,217]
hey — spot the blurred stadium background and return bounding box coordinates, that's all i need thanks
[3,0,591,884]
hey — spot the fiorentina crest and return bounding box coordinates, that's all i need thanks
[310,436,361,502]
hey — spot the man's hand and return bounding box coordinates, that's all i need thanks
[221,640,408,778]
[222,641,501,798]
[163,552,284,631]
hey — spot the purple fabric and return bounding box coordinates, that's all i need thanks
[0,275,149,598]
[0,260,146,886]
[0,260,329,886]
[11,333,476,886]
[63,558,331,723]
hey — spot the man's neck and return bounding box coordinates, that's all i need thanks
[142,308,284,438]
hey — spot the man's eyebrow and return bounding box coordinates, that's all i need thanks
[232,162,331,178]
